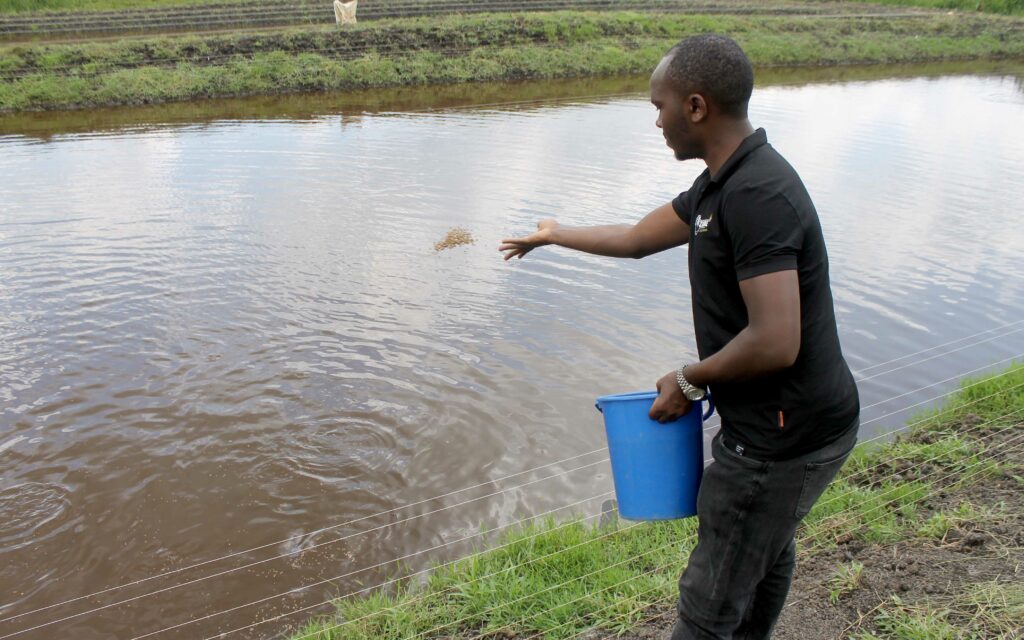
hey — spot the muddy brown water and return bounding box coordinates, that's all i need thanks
[1,64,1023,639]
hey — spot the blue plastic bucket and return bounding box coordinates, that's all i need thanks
[595,391,714,521]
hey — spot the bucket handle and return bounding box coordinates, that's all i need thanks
[702,394,715,421]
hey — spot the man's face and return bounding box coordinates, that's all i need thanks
[650,58,699,162]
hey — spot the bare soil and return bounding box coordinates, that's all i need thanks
[576,415,1024,639]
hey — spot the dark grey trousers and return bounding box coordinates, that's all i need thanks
[670,418,859,640]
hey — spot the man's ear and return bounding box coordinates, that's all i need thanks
[687,93,708,123]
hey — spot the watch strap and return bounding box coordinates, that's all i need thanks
[675,364,706,401]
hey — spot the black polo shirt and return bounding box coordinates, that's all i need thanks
[673,128,859,460]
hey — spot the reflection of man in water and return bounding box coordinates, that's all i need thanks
[500,34,860,639]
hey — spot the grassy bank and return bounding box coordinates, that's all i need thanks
[289,363,1023,639]
[2,10,1023,112]
[820,0,1024,15]
[0,0,210,13]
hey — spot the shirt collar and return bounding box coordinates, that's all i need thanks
[708,128,768,185]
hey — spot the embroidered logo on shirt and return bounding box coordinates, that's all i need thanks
[695,213,713,236]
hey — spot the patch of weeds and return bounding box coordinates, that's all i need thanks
[956,581,1024,637]
[915,500,1009,541]
[852,581,1024,639]
[856,595,960,639]
[801,478,930,547]
[912,363,1024,431]
[828,560,865,604]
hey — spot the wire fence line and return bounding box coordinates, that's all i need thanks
[96,374,1024,640]
[532,575,673,640]
[0,457,613,639]
[786,405,1023,517]
[855,353,1021,414]
[293,410,1024,640]
[853,326,1023,384]
[283,518,651,640]
[850,318,1023,377]
[1,323,1019,637]
[857,374,1021,433]
[217,403,1024,640]
[780,433,1024,611]
[127,491,617,640]
[789,421,1024,547]
[699,373,1024,469]
[695,350,1022,437]
[3,317,1008,627]
[0,451,615,625]
[560,428,1024,640]
[504,558,678,640]
[209,401,1024,638]
[295,521,665,640]
[2,161,1015,622]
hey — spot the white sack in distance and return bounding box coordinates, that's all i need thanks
[334,0,357,25]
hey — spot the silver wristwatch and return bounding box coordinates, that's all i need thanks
[675,364,707,402]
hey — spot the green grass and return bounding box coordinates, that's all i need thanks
[288,363,1023,640]
[916,501,1007,540]
[2,10,1023,111]
[292,517,698,640]
[0,0,246,13]
[852,582,1024,639]
[828,560,865,604]
[813,0,1024,15]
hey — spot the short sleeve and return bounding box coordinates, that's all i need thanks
[722,185,803,281]
[672,191,692,226]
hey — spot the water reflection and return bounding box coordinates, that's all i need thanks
[0,63,1022,639]
[3,59,1022,140]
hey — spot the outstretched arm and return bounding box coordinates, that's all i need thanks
[499,202,690,261]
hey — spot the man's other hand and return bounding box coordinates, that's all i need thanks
[499,219,558,261]
[649,370,692,423]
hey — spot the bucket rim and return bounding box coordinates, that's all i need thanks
[595,390,657,406]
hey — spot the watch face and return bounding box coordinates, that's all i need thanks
[685,388,705,402]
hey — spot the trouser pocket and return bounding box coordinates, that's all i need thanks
[794,449,851,519]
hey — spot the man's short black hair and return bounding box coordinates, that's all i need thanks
[664,34,754,118]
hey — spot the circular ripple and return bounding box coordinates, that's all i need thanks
[0,482,71,552]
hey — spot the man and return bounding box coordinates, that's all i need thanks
[499,34,860,639]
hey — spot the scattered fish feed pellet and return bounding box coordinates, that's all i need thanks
[434,227,474,252]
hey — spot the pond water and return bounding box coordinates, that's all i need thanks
[1,63,1022,639]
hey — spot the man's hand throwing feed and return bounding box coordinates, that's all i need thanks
[499,219,558,260]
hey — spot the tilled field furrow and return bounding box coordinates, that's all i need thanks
[0,0,662,25]
[0,0,688,27]
[0,30,574,78]
[0,0,931,40]
[0,0,814,24]
[4,10,993,81]
[0,5,633,33]
[0,3,687,38]
[0,41,578,79]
